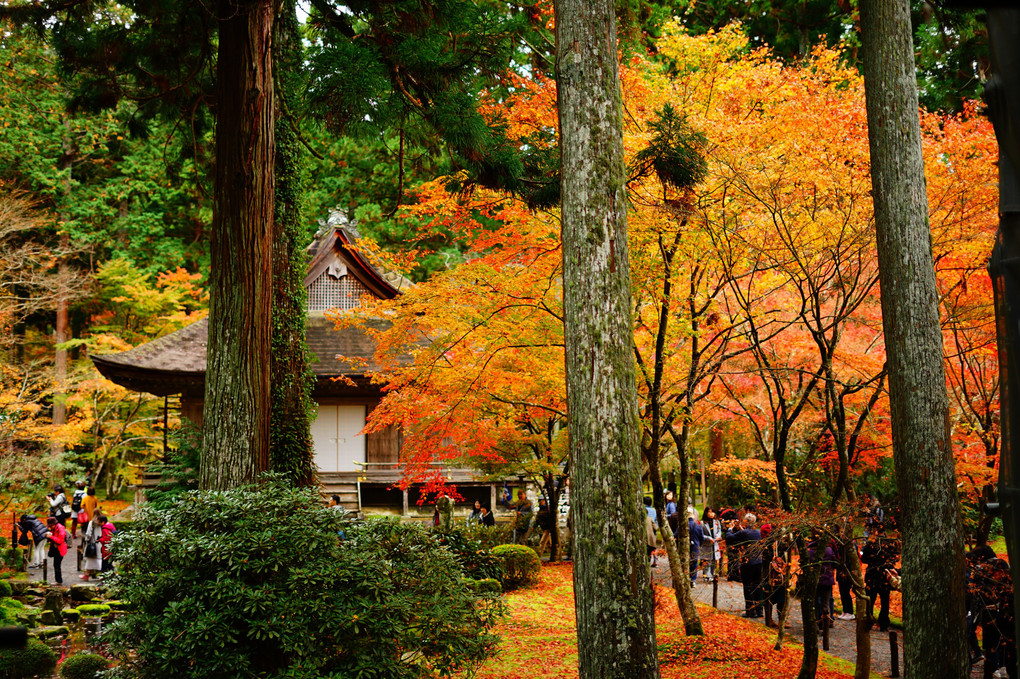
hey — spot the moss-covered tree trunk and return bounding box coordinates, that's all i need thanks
[269,0,317,487]
[859,2,968,677]
[555,0,660,675]
[200,0,275,490]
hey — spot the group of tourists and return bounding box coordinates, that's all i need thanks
[648,495,938,635]
[16,481,116,585]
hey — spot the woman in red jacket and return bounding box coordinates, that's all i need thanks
[45,517,68,584]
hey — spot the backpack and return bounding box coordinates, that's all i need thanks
[71,491,83,513]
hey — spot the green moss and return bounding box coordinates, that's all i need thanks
[105,600,132,610]
[75,604,111,617]
[0,637,56,678]
[59,651,109,679]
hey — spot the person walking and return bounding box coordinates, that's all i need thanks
[80,514,103,581]
[80,487,99,528]
[687,510,704,584]
[44,517,68,584]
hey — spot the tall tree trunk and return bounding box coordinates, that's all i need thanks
[200,0,275,490]
[859,2,968,677]
[796,536,820,679]
[269,0,316,487]
[555,0,660,676]
[846,540,871,679]
[51,122,72,456]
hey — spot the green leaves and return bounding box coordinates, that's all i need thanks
[104,477,505,679]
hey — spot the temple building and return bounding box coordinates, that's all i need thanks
[92,215,506,514]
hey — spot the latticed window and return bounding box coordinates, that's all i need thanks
[307,269,369,311]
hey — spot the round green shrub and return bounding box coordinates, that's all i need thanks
[0,581,12,599]
[103,476,506,679]
[59,652,109,679]
[76,604,111,617]
[491,544,541,590]
[0,637,56,679]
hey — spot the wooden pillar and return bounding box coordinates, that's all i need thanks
[402,488,409,516]
[490,484,497,511]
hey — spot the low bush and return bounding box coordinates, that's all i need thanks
[103,476,505,679]
[59,652,109,679]
[464,578,502,595]
[460,523,514,550]
[0,637,56,679]
[491,544,541,590]
[0,581,12,599]
[432,527,503,580]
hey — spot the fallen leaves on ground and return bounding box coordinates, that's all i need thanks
[473,563,859,679]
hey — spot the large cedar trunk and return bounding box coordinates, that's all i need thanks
[555,0,660,676]
[269,0,317,487]
[859,2,968,677]
[200,0,275,490]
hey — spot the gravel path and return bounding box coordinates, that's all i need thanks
[651,556,988,678]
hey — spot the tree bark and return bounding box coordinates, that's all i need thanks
[200,0,275,490]
[269,0,316,487]
[555,0,660,676]
[796,536,820,679]
[859,2,968,677]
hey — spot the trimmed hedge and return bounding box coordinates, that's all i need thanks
[491,544,541,590]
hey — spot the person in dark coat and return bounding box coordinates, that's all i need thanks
[719,507,741,582]
[480,505,495,527]
[807,537,837,624]
[18,514,48,569]
[536,498,554,555]
[835,539,858,620]
[726,513,763,617]
[861,527,899,632]
[968,557,1016,678]
[687,514,703,584]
